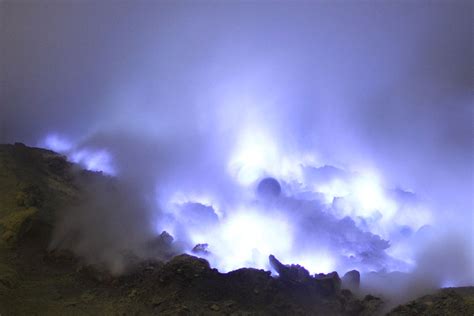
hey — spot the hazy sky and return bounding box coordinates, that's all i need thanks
[1,0,472,220]
[1,2,473,296]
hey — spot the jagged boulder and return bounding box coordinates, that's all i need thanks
[269,254,311,283]
[192,243,210,255]
[269,254,341,297]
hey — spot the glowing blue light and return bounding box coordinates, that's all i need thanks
[40,134,73,153]
[207,208,293,272]
[71,149,115,175]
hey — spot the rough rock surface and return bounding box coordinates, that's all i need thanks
[387,287,474,316]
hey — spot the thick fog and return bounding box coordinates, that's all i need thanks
[1,0,472,301]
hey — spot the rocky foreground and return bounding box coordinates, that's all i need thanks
[0,143,472,315]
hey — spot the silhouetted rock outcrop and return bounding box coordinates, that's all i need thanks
[270,254,342,297]
[342,269,361,291]
[269,254,311,283]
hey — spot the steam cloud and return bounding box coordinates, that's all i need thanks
[1,0,472,302]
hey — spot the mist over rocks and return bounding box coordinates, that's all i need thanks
[0,133,473,314]
[3,140,473,305]
[6,142,472,288]
[125,253,384,315]
[0,0,473,311]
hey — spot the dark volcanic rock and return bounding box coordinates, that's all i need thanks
[269,254,311,283]
[0,144,470,316]
[314,271,342,296]
[192,243,210,255]
[387,288,474,316]
[342,269,360,291]
[270,254,342,297]
[160,254,212,283]
[144,231,177,259]
[147,254,375,315]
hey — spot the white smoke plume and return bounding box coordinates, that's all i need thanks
[1,0,472,301]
